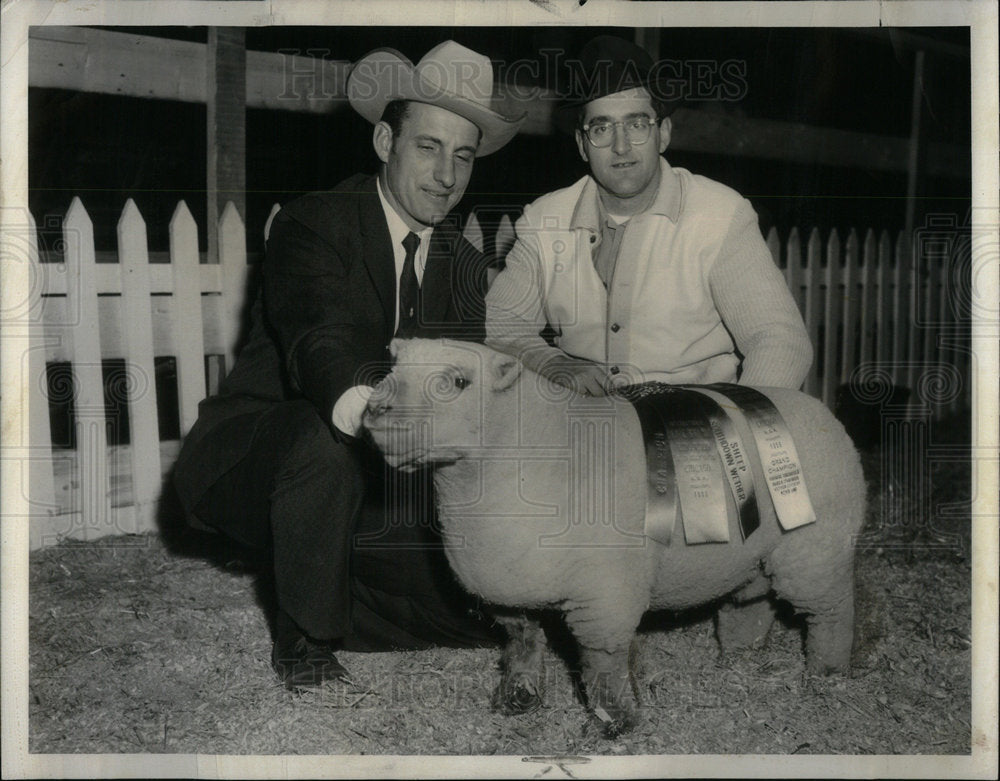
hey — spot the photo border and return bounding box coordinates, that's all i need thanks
[2,1,997,778]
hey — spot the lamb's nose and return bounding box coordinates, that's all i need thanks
[366,398,390,419]
[366,378,395,419]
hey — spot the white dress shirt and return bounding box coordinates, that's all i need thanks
[376,177,434,332]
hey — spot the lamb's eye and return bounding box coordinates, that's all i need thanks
[454,376,471,390]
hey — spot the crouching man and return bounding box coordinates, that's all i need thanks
[486,35,812,394]
[173,41,525,688]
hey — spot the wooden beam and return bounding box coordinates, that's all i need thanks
[207,27,247,264]
[500,88,969,177]
[28,27,970,179]
[846,28,970,60]
[30,27,209,103]
[667,104,968,177]
[28,26,351,114]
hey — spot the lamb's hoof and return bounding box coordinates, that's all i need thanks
[806,659,849,677]
[587,706,637,739]
[493,675,542,714]
[805,646,851,677]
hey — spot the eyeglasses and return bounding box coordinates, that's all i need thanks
[580,117,659,148]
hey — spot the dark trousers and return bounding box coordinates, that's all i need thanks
[189,399,500,649]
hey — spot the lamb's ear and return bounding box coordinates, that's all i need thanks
[490,353,523,392]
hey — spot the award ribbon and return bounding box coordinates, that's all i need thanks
[702,384,816,530]
[627,383,810,544]
[661,392,731,544]
[631,398,678,546]
[627,384,731,545]
[683,388,761,540]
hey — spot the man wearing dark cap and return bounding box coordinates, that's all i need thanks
[173,41,524,689]
[486,35,811,395]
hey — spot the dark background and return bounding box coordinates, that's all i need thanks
[29,26,971,255]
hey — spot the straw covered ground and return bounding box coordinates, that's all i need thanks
[28,417,974,757]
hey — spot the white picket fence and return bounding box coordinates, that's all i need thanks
[26,198,260,549]
[763,225,970,410]
[24,199,969,549]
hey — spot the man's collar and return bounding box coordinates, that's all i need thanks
[570,158,682,231]
[376,176,434,247]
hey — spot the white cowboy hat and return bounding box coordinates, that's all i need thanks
[347,40,526,157]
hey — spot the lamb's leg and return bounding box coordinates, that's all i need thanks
[717,598,776,653]
[577,645,637,738]
[490,612,546,714]
[565,595,645,738]
[716,576,777,654]
[770,537,857,675]
[804,578,855,674]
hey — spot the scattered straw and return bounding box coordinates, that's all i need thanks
[29,423,972,755]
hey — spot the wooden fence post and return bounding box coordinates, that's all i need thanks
[858,229,877,368]
[936,240,963,417]
[922,234,942,415]
[841,229,860,386]
[62,198,111,541]
[170,201,207,437]
[766,226,781,269]
[207,27,246,265]
[876,230,893,372]
[118,199,162,531]
[893,230,913,391]
[463,211,484,254]
[785,227,804,315]
[27,212,59,548]
[218,201,248,373]
[803,228,823,398]
[495,214,516,262]
[823,229,842,407]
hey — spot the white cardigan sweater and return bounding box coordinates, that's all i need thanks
[485,160,812,389]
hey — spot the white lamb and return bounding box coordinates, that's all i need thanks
[364,339,866,736]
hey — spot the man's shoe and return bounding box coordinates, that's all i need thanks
[272,613,350,690]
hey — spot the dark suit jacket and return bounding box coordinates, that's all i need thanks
[173,173,490,518]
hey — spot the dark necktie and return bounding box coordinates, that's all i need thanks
[397,231,421,337]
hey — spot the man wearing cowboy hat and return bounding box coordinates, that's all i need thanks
[173,41,524,689]
[486,35,811,395]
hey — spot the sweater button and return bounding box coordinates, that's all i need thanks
[610,322,620,333]
[589,235,597,243]
[610,365,620,375]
